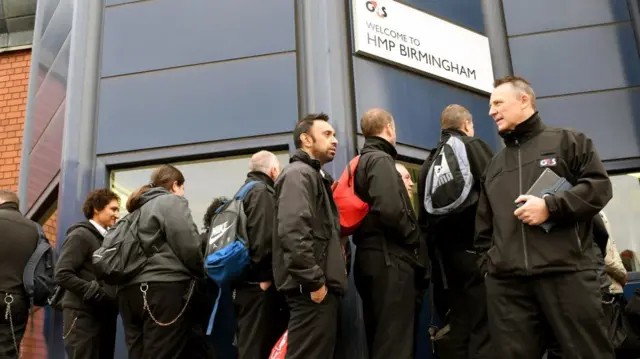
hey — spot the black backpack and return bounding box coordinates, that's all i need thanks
[23,224,57,307]
[424,133,477,216]
[92,209,150,285]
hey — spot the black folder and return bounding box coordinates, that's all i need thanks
[522,168,573,232]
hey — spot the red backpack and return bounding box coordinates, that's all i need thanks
[332,155,370,236]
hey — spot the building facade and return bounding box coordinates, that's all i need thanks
[15,0,640,358]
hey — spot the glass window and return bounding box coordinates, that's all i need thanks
[603,172,640,271]
[110,152,290,232]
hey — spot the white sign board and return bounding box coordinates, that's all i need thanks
[352,0,494,93]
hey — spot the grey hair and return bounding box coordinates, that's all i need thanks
[0,190,19,206]
[249,150,280,175]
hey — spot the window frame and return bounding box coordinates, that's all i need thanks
[94,134,294,189]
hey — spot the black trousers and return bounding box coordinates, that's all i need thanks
[486,271,614,359]
[118,280,209,359]
[354,249,417,359]
[0,293,28,359]
[285,291,340,359]
[62,304,118,359]
[233,284,289,359]
[442,251,492,359]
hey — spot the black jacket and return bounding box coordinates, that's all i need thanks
[0,202,39,294]
[418,129,495,253]
[475,113,613,277]
[128,188,204,285]
[242,171,276,283]
[273,150,348,295]
[353,136,420,263]
[55,221,117,310]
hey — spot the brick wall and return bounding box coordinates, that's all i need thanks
[0,49,29,192]
[0,50,53,359]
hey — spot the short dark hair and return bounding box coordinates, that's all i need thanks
[82,189,120,220]
[202,196,230,230]
[293,113,330,149]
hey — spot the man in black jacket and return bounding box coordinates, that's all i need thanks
[0,190,39,359]
[273,113,348,359]
[352,108,425,359]
[55,189,120,359]
[419,104,494,359]
[234,150,288,359]
[476,75,614,359]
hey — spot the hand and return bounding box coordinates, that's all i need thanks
[259,281,272,291]
[514,195,549,226]
[310,285,327,304]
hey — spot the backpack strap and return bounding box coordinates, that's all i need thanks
[206,286,223,335]
[235,181,261,201]
[23,224,49,300]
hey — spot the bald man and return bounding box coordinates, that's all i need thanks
[233,150,289,359]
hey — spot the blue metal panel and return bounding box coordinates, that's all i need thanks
[353,57,501,151]
[96,52,298,154]
[503,0,630,36]
[509,23,640,98]
[537,88,640,161]
[401,0,485,33]
[101,0,295,77]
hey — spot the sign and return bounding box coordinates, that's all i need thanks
[352,0,494,93]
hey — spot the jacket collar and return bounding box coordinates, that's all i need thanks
[0,202,19,212]
[501,112,545,147]
[246,171,274,187]
[290,149,322,171]
[441,128,467,139]
[361,136,397,158]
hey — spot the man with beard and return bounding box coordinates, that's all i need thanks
[273,113,348,359]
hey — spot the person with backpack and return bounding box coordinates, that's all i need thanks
[351,108,426,359]
[116,164,207,359]
[54,189,121,359]
[273,113,348,359]
[0,190,41,359]
[229,150,289,359]
[418,104,494,359]
[476,76,614,359]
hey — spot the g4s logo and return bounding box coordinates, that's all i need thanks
[365,1,388,18]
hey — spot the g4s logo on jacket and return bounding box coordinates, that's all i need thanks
[539,158,557,167]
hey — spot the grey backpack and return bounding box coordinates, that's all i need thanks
[424,134,477,215]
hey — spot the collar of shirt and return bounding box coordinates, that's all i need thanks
[89,219,108,237]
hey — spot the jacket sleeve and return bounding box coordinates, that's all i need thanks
[160,195,205,278]
[365,155,416,239]
[276,170,325,292]
[544,132,612,222]
[474,178,493,275]
[54,232,93,297]
[245,186,276,282]
[466,139,495,181]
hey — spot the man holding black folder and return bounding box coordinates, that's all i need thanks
[475,76,614,359]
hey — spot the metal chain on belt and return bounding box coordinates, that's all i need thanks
[62,316,78,340]
[4,294,20,359]
[140,280,195,327]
